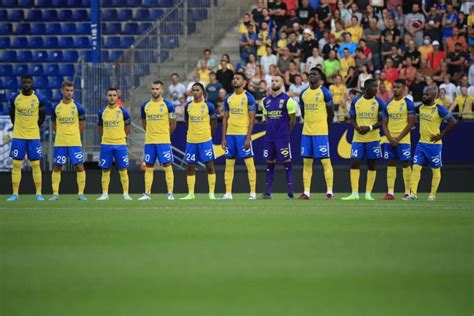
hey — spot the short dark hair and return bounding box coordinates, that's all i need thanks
[171,73,179,78]
[21,75,33,81]
[365,79,377,87]
[233,71,247,81]
[394,79,405,86]
[310,67,324,77]
[62,80,74,88]
[204,48,211,54]
[192,82,206,93]
[107,87,117,93]
[152,80,164,86]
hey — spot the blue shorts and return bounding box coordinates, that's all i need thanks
[143,143,173,165]
[300,135,330,159]
[99,144,129,169]
[351,141,382,159]
[53,146,84,165]
[383,143,412,161]
[264,140,292,161]
[185,140,215,164]
[225,135,253,159]
[10,138,42,160]
[413,143,442,168]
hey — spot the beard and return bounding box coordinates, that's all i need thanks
[271,86,280,91]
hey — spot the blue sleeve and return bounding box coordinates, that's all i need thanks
[349,96,360,118]
[375,96,385,119]
[405,98,415,115]
[120,107,131,125]
[224,95,230,112]
[164,99,175,114]
[51,102,59,121]
[299,88,308,108]
[37,92,49,114]
[75,101,86,121]
[437,104,453,121]
[207,101,217,120]
[97,108,104,126]
[382,99,390,119]
[322,86,334,109]
[140,100,148,119]
[184,102,191,122]
[246,91,256,111]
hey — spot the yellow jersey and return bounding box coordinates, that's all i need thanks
[140,98,175,144]
[339,56,355,77]
[345,26,363,43]
[434,97,451,108]
[51,99,85,147]
[350,95,385,142]
[9,91,47,140]
[417,103,453,144]
[97,105,130,145]
[383,97,415,144]
[329,83,346,105]
[300,86,334,136]
[454,95,474,119]
[224,90,256,135]
[185,100,216,143]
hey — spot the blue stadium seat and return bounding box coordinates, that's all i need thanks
[59,64,74,75]
[77,23,91,34]
[37,89,52,101]
[1,51,17,62]
[43,10,58,21]
[31,64,44,76]
[46,23,61,34]
[124,23,139,34]
[188,22,196,34]
[110,50,123,61]
[79,50,92,62]
[118,9,132,20]
[18,51,33,62]
[33,51,48,62]
[103,23,121,34]
[13,64,28,75]
[138,23,152,33]
[161,36,178,49]
[51,0,64,6]
[74,36,90,48]
[29,36,44,48]
[143,0,157,6]
[0,37,10,48]
[82,0,90,6]
[121,36,134,48]
[150,9,164,20]
[45,64,59,76]
[68,0,84,6]
[157,0,175,7]
[44,36,59,48]
[27,9,43,21]
[64,51,78,62]
[58,10,73,21]
[34,76,49,89]
[59,36,74,48]
[105,36,120,48]
[160,23,183,35]
[101,51,110,62]
[12,36,27,48]
[189,0,210,7]
[191,8,207,21]
[48,76,63,88]
[0,23,13,35]
[2,0,17,6]
[8,9,24,21]
[30,23,46,35]
[0,10,6,20]
[4,77,19,89]
[134,9,150,20]
[14,23,31,35]
[36,0,51,6]
[62,23,77,34]
[18,0,34,6]
[52,89,62,101]
[112,0,140,6]
[73,9,88,20]
[102,9,118,20]
[0,65,13,76]
[49,50,63,62]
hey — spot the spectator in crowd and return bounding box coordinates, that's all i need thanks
[217,54,235,71]
[256,21,273,59]
[363,18,382,69]
[284,60,301,89]
[168,73,186,108]
[300,29,319,73]
[265,64,282,87]
[337,32,357,57]
[277,47,293,74]
[377,80,393,103]
[261,8,276,37]
[339,47,355,78]
[344,66,358,88]
[468,6,474,47]
[435,88,452,108]
[442,4,459,45]
[349,3,363,24]
[115,88,125,108]
[239,24,257,64]
[329,74,346,118]
[287,73,305,117]
[316,0,333,25]
[197,59,211,86]
[245,54,258,79]
[240,13,253,34]
[283,9,299,31]
[196,49,217,71]
[186,73,205,98]
[379,71,393,93]
[251,0,265,25]
[214,88,227,123]
[425,5,442,43]
[297,0,315,25]
[323,50,340,84]
[409,72,427,104]
[377,8,391,31]
[357,64,373,90]
[439,74,457,102]
[433,61,448,84]
[355,47,372,70]
[425,76,439,97]
[393,5,405,35]
[317,29,330,51]
[382,58,399,84]
[456,75,473,96]
[206,72,223,104]
[337,0,351,27]
[418,35,434,61]
[446,43,467,81]
[287,32,302,62]
[450,86,474,119]
[445,27,468,53]
[404,3,425,46]
[418,59,435,77]
[268,0,287,30]
[381,17,401,43]
[216,58,234,93]
[399,58,417,86]
[346,16,363,43]
[330,9,344,33]
[253,80,268,104]
[305,47,324,73]
[276,31,288,54]
[322,33,339,59]
[340,89,358,122]
[361,5,378,29]
[381,33,395,62]
[260,46,278,75]
[404,40,421,68]
[249,63,265,94]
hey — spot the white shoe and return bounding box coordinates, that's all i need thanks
[138,193,151,201]
[167,193,175,200]
[249,192,257,200]
[123,194,133,200]
[222,193,233,200]
[96,193,109,201]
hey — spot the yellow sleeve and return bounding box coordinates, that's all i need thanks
[286,98,297,115]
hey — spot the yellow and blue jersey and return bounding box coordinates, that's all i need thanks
[9,91,47,140]
[51,99,85,147]
[383,97,415,144]
[417,103,453,145]
[350,95,385,143]
[140,98,175,144]
[299,86,334,136]
[97,105,130,145]
[224,90,256,135]
[184,100,216,143]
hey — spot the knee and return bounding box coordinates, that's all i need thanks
[75,164,84,172]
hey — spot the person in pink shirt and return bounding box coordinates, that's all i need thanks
[382,58,399,83]
[427,41,446,71]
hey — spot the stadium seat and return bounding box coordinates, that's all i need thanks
[8,9,24,21]
[0,65,13,76]
[82,0,90,6]
[52,89,62,101]
[150,9,164,20]
[64,51,78,62]
[4,77,19,89]
[101,51,110,62]
[43,10,58,21]
[79,50,92,62]
[77,23,91,34]
[29,36,45,48]
[0,23,13,35]
[160,23,183,35]
[44,36,59,48]
[48,51,63,62]
[27,9,43,21]
[143,0,157,6]
[2,0,17,6]
[191,8,207,21]
[14,23,31,35]
[13,64,28,75]
[51,0,64,6]
[59,37,74,48]
[34,76,49,89]
[36,0,52,6]
[0,37,10,48]
[124,23,139,34]
[46,23,61,34]
[30,23,46,35]
[68,0,84,6]
[105,36,120,48]
[102,9,117,20]
[12,37,27,48]
[103,23,121,34]
[18,51,33,62]
[45,64,59,76]
[0,10,6,20]
[121,36,134,48]
[74,36,90,48]
[118,9,133,20]
[73,9,88,21]
[161,36,178,49]
[59,64,74,75]
[58,10,73,21]
[31,64,44,76]
[138,23,152,33]
[37,89,52,101]
[62,23,77,34]
[157,0,175,7]
[189,0,210,7]
[33,51,48,62]
[1,51,17,62]
[110,50,123,61]
[18,0,34,6]
[134,9,150,20]
[48,76,63,89]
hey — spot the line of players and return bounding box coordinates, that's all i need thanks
[6,68,456,202]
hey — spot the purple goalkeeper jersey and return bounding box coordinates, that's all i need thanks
[263,92,295,142]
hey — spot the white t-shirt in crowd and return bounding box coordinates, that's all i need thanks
[168,83,186,107]
[260,54,278,75]
[439,82,457,102]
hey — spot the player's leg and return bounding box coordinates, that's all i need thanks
[115,145,131,200]
[140,144,156,200]
[50,159,63,201]
[8,138,26,201]
[238,135,256,199]
[200,140,217,200]
[406,144,426,200]
[383,143,397,200]
[263,141,277,199]
[428,144,443,201]
[399,144,412,198]
[28,140,44,200]
[364,141,382,201]
[315,136,333,200]
[223,135,236,199]
[158,144,175,200]
[299,135,313,199]
[206,161,216,200]
[279,141,294,199]
[97,145,113,200]
[69,146,86,200]
[181,143,197,200]
[342,142,364,200]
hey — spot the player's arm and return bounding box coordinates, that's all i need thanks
[221,96,230,149]
[395,99,416,143]
[8,96,15,124]
[166,100,177,135]
[140,102,147,130]
[381,102,393,143]
[208,101,217,135]
[430,106,457,143]
[287,97,297,132]
[77,102,86,133]
[299,89,306,119]
[97,110,103,136]
[38,95,47,127]
[122,108,132,135]
[366,97,385,132]
[349,97,363,133]
[245,93,257,149]
[323,87,335,125]
[51,104,57,131]
[261,97,267,123]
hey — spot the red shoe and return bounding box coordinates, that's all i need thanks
[403,193,410,199]
[298,193,310,200]
[383,193,395,200]
[325,193,334,200]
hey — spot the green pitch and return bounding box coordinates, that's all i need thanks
[1,193,473,316]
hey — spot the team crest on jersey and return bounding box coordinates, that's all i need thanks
[279,99,285,109]
[71,109,75,116]
[31,100,35,109]
[240,99,245,106]
[399,105,404,112]
[265,98,271,105]
[115,111,120,119]
[431,108,436,115]
[201,105,206,115]
[160,106,164,113]
[371,102,376,111]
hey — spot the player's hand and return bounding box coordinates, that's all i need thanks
[221,139,227,150]
[389,137,399,147]
[244,137,251,150]
[430,134,442,143]
[359,126,370,134]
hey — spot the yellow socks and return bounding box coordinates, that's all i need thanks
[11,159,22,195]
[321,158,333,194]
[244,158,256,194]
[31,160,42,195]
[350,168,360,194]
[366,170,376,194]
[431,168,441,197]
[187,174,196,194]
[144,167,154,194]
[101,170,110,194]
[51,170,61,195]
[208,173,216,194]
[119,169,129,194]
[164,165,174,194]
[402,167,412,194]
[303,158,313,195]
[224,159,235,194]
[410,164,422,196]
[77,170,86,195]
[387,166,396,195]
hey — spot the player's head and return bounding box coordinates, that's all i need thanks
[232,72,247,90]
[308,67,323,86]
[392,79,405,98]
[151,80,163,99]
[422,87,437,105]
[106,88,118,105]
[364,79,378,98]
[191,82,206,101]
[271,74,285,92]
[61,80,74,101]
[21,75,33,92]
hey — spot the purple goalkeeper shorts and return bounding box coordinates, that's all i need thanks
[263,140,292,162]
